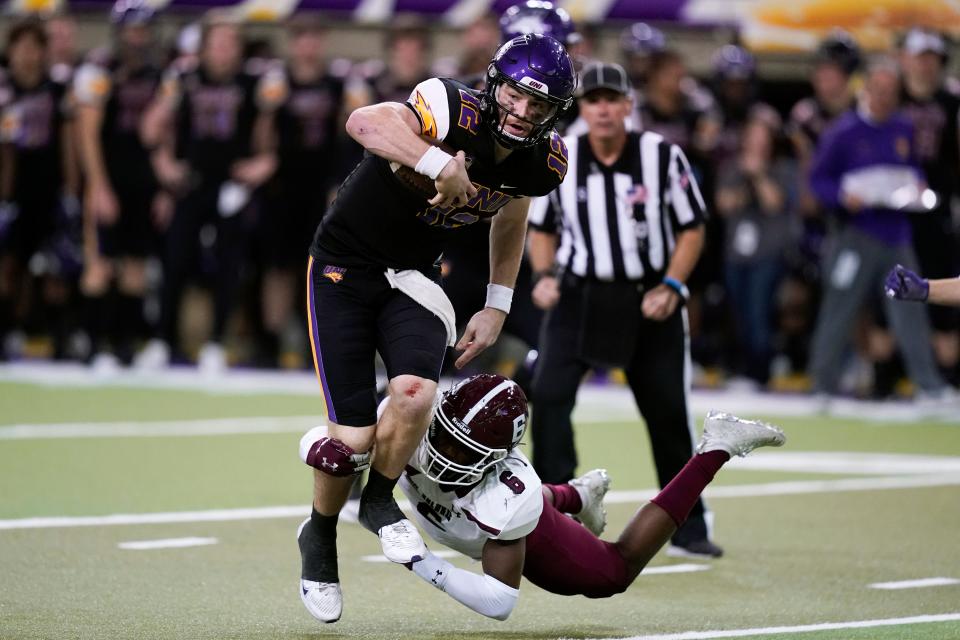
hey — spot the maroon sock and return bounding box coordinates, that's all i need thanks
[545,483,583,514]
[650,450,729,527]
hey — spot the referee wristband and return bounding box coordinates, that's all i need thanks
[485,283,513,314]
[662,276,689,302]
[414,145,455,180]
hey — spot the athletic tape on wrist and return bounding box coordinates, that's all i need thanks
[414,146,455,180]
[485,283,513,314]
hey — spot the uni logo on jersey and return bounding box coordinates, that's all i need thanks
[322,266,346,283]
[412,90,438,138]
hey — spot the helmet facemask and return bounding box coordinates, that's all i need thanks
[416,403,510,486]
[482,72,567,148]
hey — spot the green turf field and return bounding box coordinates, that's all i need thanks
[2,376,959,640]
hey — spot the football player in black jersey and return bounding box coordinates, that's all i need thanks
[0,19,79,359]
[898,28,960,385]
[256,15,345,368]
[74,0,162,369]
[138,11,281,372]
[296,34,576,623]
[783,32,860,374]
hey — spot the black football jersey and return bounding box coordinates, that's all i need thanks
[787,96,849,149]
[275,67,344,186]
[74,50,160,182]
[0,76,69,206]
[310,77,569,271]
[168,64,262,184]
[900,87,960,201]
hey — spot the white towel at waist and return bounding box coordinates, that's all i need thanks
[384,268,457,347]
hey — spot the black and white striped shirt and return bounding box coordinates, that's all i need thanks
[528,131,706,286]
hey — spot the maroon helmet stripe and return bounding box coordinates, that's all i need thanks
[462,508,501,535]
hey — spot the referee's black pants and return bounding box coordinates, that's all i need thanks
[530,276,709,543]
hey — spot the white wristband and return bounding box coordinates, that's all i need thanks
[485,283,513,314]
[414,145,454,180]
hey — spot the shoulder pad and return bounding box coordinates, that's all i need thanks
[73,62,112,106]
[408,77,453,140]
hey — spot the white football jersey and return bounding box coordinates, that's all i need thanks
[399,450,543,561]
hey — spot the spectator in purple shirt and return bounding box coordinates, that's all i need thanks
[807,57,950,404]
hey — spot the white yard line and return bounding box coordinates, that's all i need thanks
[641,564,711,575]
[869,577,960,590]
[577,612,960,640]
[0,505,309,530]
[605,472,960,503]
[0,416,320,439]
[4,474,960,530]
[118,537,218,550]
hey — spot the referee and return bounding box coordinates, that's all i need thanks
[527,62,717,558]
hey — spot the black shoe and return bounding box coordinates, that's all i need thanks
[666,538,724,559]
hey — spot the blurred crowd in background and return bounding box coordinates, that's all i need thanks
[0,0,958,401]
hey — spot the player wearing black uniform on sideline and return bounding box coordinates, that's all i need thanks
[138,12,280,372]
[0,19,79,360]
[74,0,162,369]
[296,34,576,624]
[784,32,860,373]
[256,15,344,368]
[898,28,960,385]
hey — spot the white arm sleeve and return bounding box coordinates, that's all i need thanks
[411,551,519,621]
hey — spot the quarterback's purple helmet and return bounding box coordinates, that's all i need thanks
[713,44,756,80]
[416,374,528,486]
[481,33,575,148]
[620,22,666,56]
[499,1,580,47]
[111,0,157,25]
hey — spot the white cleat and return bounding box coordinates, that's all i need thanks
[296,517,342,623]
[197,341,227,377]
[569,469,610,536]
[299,579,343,623]
[133,338,169,371]
[377,518,427,564]
[90,352,121,377]
[697,411,786,457]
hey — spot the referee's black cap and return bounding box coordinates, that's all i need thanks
[577,62,631,97]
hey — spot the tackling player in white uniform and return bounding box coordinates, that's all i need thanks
[298,374,786,623]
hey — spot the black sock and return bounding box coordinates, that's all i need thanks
[359,468,405,533]
[873,358,899,399]
[83,294,105,355]
[115,293,144,362]
[298,507,339,583]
